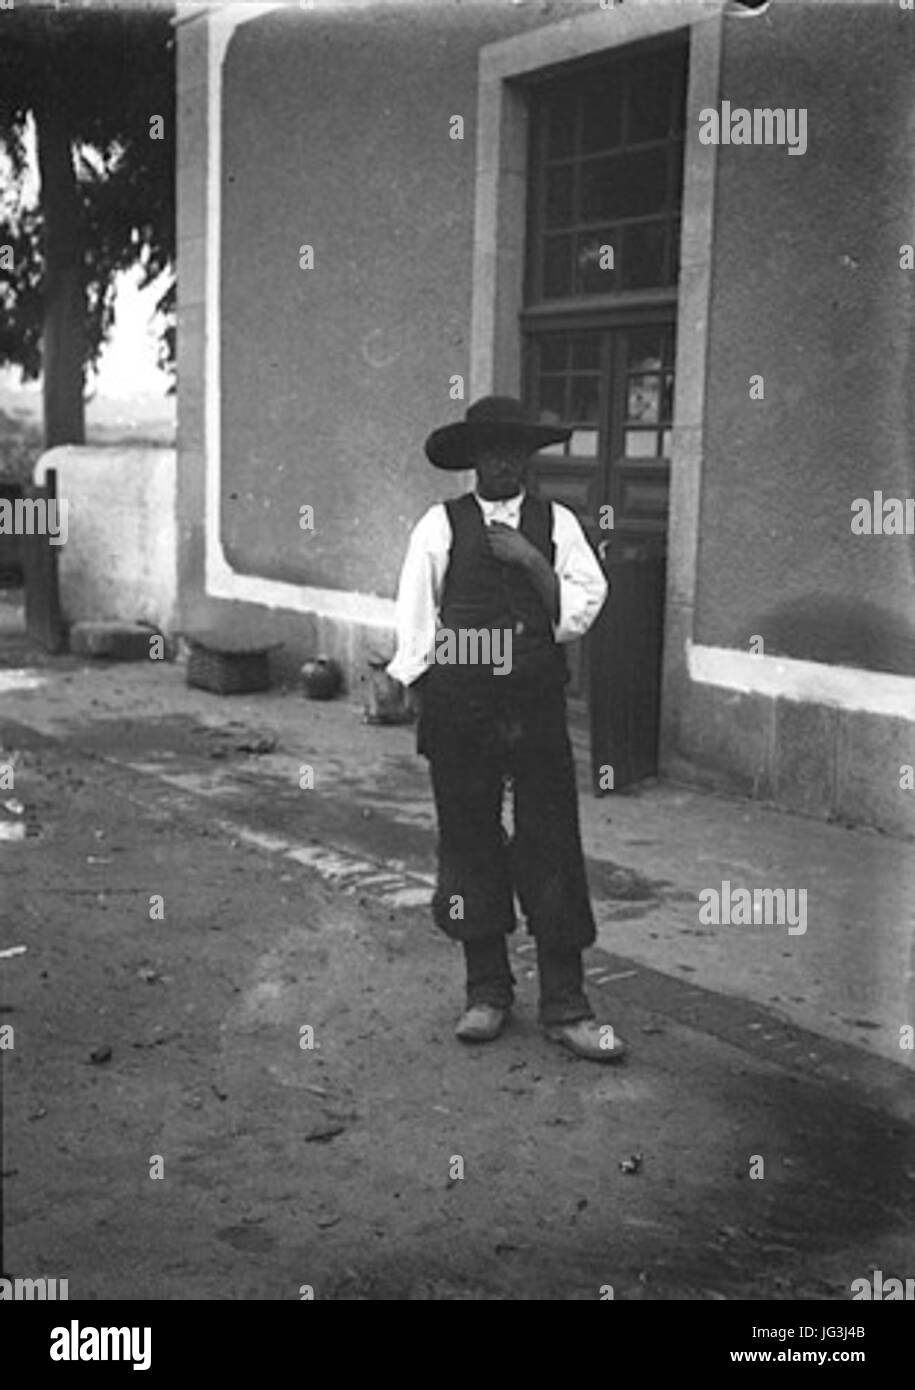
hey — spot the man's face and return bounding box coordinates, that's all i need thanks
[473,442,531,500]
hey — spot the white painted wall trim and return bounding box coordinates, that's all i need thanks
[689,641,915,721]
[479,0,728,82]
[173,3,210,29]
[204,2,395,630]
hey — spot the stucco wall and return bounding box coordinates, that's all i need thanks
[34,446,178,633]
[694,0,915,676]
[176,0,712,688]
[217,1,589,599]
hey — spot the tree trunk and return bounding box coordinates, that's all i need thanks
[35,50,85,449]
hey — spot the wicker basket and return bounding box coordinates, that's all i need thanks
[184,632,278,695]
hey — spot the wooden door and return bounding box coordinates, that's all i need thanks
[518,33,686,782]
[527,318,674,789]
[590,321,672,791]
[525,325,605,701]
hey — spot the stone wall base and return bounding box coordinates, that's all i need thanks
[661,676,915,842]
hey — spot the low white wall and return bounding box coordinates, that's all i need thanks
[34,446,178,633]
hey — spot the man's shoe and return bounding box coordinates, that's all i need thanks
[544,1018,627,1062]
[455,1004,509,1043]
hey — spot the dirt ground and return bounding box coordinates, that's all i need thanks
[1,598,914,1300]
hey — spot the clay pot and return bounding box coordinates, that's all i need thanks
[300,656,343,700]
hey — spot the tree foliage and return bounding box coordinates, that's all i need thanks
[0,0,175,438]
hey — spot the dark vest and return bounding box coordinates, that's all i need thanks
[434,492,566,687]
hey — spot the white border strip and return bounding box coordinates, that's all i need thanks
[204,3,394,629]
[689,641,915,721]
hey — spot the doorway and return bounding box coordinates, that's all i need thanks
[520,37,687,790]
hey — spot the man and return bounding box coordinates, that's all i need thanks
[387,395,626,1062]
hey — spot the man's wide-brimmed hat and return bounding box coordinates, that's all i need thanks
[424,395,571,471]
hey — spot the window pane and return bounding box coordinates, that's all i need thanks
[628,330,664,372]
[661,428,673,456]
[624,430,658,458]
[667,217,681,284]
[580,79,622,154]
[667,51,686,135]
[570,375,600,424]
[538,334,568,373]
[627,375,660,424]
[627,53,679,142]
[580,148,670,223]
[670,142,684,200]
[574,230,617,294]
[537,375,566,422]
[569,428,598,457]
[528,44,686,302]
[570,332,601,370]
[578,156,615,224]
[542,234,573,298]
[547,91,577,159]
[544,165,574,228]
[662,372,675,421]
[621,221,668,289]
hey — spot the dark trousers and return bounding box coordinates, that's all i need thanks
[418,666,597,1024]
[463,933,592,1026]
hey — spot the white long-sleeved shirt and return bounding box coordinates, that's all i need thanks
[387,490,608,687]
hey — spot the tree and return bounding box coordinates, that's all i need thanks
[0,0,175,447]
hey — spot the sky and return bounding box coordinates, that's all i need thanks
[92,264,173,400]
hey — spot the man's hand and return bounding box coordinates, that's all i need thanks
[486,520,539,568]
[487,522,559,623]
